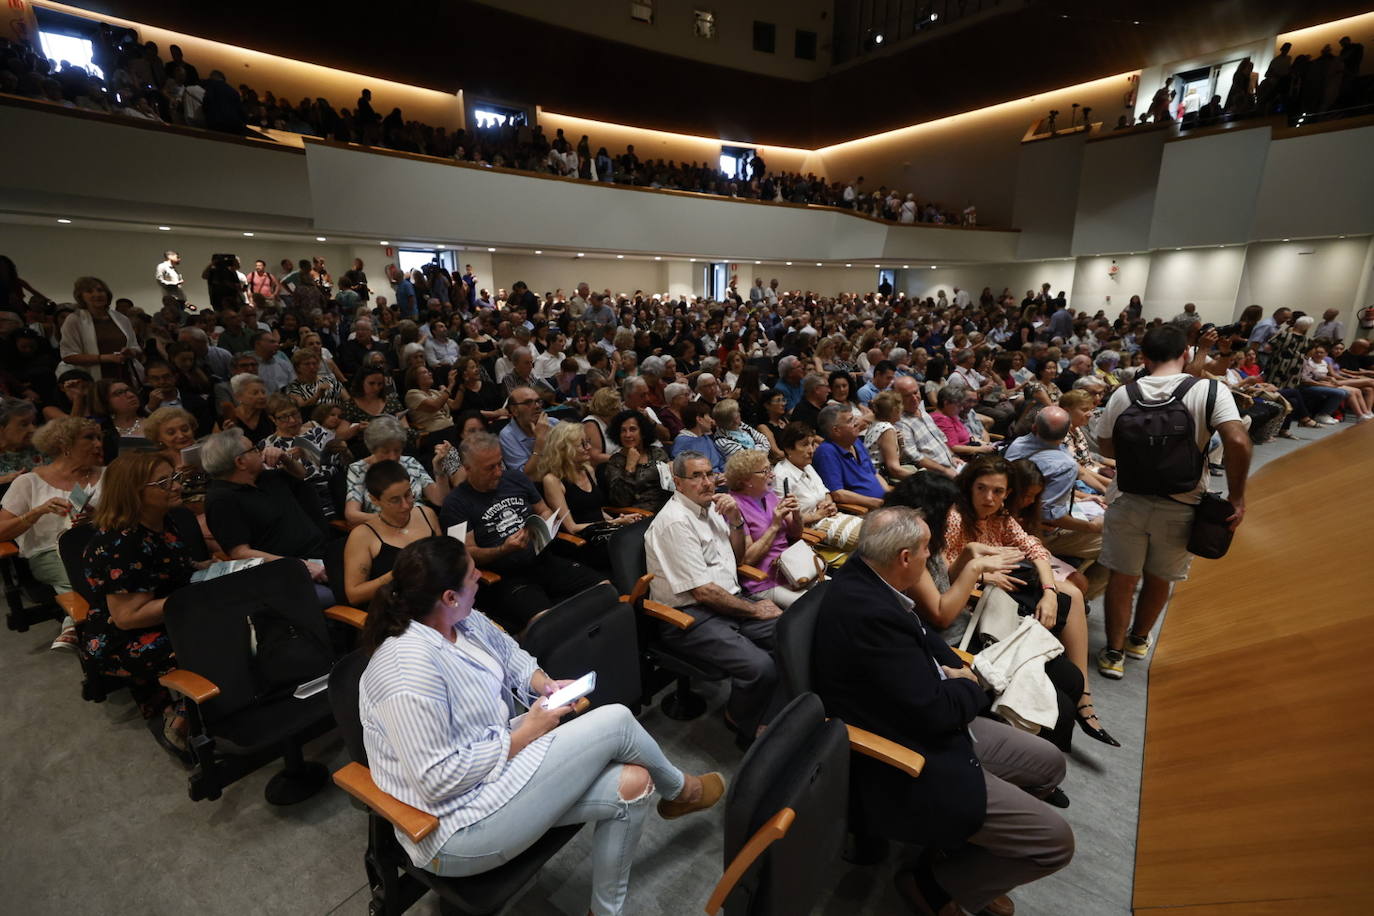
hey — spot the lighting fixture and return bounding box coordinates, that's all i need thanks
[617,255,624,259]
[380,241,389,245]
[816,262,822,267]
[487,247,496,252]
[874,264,880,268]
[158,225,171,231]
[930,13,939,21]
[577,253,585,257]
[874,33,884,44]
[903,264,910,268]
[534,250,542,254]
[654,256,662,261]
[929,266,937,269]
[1281,238,1290,242]
[845,263,852,268]
[785,261,793,266]
[243,231,254,237]
[437,244,445,249]
[690,258,697,262]
[316,236,327,242]
[755,260,761,265]
[57,218,72,224]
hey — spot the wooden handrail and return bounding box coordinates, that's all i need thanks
[704,808,796,915]
[333,761,439,843]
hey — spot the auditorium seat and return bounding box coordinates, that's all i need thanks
[520,582,642,714]
[0,540,59,633]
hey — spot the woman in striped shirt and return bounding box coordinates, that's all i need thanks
[358,536,723,915]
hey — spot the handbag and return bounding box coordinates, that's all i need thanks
[810,513,861,551]
[774,540,827,589]
[958,585,1023,652]
[1187,492,1235,559]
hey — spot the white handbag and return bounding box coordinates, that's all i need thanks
[774,540,826,589]
[958,585,1023,652]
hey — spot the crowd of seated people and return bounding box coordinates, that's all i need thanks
[0,32,971,225]
[1,236,1358,913]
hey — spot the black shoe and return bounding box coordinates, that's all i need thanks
[1075,701,1121,747]
[1041,787,1070,808]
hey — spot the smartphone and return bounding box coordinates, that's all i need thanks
[783,479,791,497]
[542,671,597,709]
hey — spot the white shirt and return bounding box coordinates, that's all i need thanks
[953,289,971,308]
[532,350,564,380]
[771,459,829,514]
[0,470,105,557]
[1095,372,1240,504]
[156,260,183,287]
[645,491,741,608]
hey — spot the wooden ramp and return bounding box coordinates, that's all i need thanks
[1133,422,1374,914]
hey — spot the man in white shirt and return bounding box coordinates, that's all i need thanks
[645,452,781,740]
[532,332,568,380]
[893,377,961,477]
[1094,324,1249,680]
[952,287,971,308]
[567,282,590,319]
[156,250,185,303]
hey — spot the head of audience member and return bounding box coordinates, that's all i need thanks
[724,448,774,500]
[671,451,717,508]
[1035,358,1059,386]
[1067,354,1092,377]
[892,375,924,416]
[954,454,1014,526]
[662,382,691,417]
[92,450,183,534]
[1139,324,1189,368]
[712,398,746,432]
[366,459,417,529]
[1094,350,1121,373]
[0,397,37,454]
[854,506,931,591]
[73,276,113,316]
[201,428,267,482]
[93,377,141,424]
[361,415,407,464]
[361,535,480,653]
[609,408,658,453]
[801,372,831,407]
[1031,405,1071,443]
[1057,391,1095,430]
[779,355,804,386]
[32,415,103,470]
[459,431,505,493]
[263,394,302,438]
[1291,315,1315,337]
[778,421,818,472]
[761,389,788,423]
[587,388,623,422]
[507,386,545,432]
[405,363,436,395]
[1008,458,1046,535]
[883,471,959,558]
[816,403,858,447]
[230,373,268,414]
[143,406,197,459]
[935,385,968,419]
[694,373,721,404]
[350,366,388,403]
[252,330,280,363]
[869,389,901,424]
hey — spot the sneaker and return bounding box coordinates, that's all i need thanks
[1315,415,1339,425]
[50,625,78,651]
[1097,648,1125,679]
[1125,633,1152,660]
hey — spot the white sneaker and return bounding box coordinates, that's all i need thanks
[1315,415,1339,425]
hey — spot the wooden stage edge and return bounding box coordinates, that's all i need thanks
[1132,421,1374,915]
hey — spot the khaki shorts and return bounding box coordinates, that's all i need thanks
[1098,493,1195,581]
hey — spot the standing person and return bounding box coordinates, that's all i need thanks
[357,536,722,916]
[246,259,280,305]
[57,277,142,384]
[155,250,185,303]
[1094,325,1250,680]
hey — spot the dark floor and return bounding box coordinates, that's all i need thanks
[0,423,1340,916]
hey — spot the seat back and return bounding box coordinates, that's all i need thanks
[163,559,335,727]
[165,506,211,561]
[521,583,641,712]
[56,523,99,608]
[607,519,652,598]
[774,581,829,702]
[323,535,351,608]
[329,647,371,765]
[722,692,850,916]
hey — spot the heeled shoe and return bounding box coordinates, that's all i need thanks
[1076,701,1121,747]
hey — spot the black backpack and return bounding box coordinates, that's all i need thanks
[1113,376,1217,497]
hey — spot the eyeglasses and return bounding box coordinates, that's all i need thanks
[146,470,191,491]
[677,471,715,482]
[511,399,541,408]
[238,443,262,458]
[274,410,301,421]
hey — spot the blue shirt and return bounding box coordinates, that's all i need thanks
[857,380,885,405]
[812,439,886,499]
[1004,433,1078,521]
[497,417,560,472]
[774,378,804,411]
[395,279,417,318]
[671,431,725,472]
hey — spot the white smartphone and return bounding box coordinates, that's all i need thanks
[542,671,597,709]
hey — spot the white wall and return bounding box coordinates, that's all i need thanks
[1234,237,1373,332]
[1070,253,1153,318]
[1148,126,1271,249]
[1012,136,1086,261]
[905,261,1077,306]
[1251,125,1374,242]
[1072,131,1166,256]
[1141,246,1249,323]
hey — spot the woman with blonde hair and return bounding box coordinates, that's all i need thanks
[144,405,211,505]
[0,416,105,649]
[57,276,143,383]
[583,387,623,465]
[537,424,639,568]
[285,346,345,409]
[724,450,806,609]
[863,390,916,481]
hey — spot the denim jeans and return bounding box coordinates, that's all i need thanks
[428,704,685,915]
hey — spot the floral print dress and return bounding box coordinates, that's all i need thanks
[82,519,196,695]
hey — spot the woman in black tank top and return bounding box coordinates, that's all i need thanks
[342,459,440,607]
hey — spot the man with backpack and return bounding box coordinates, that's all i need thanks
[1093,324,1251,680]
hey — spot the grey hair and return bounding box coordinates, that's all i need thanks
[353,316,373,331]
[622,375,648,398]
[855,506,928,567]
[664,382,690,401]
[778,354,800,375]
[801,372,827,395]
[640,356,666,377]
[699,356,721,377]
[936,385,965,409]
[201,428,250,477]
[816,403,850,438]
[512,345,533,362]
[363,415,408,451]
[671,450,708,476]
[712,398,741,426]
[1294,315,1315,332]
[229,372,263,398]
[694,372,718,391]
[460,431,502,467]
[0,396,37,427]
[1033,407,1072,440]
[889,347,908,363]
[402,342,424,362]
[1072,375,1106,391]
[1095,350,1120,367]
[178,326,208,343]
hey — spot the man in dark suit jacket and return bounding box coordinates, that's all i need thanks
[812,507,1073,916]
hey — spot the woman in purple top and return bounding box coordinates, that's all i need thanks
[724,450,807,608]
[932,385,994,457]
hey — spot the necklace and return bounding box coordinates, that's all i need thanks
[115,418,142,436]
[377,509,412,531]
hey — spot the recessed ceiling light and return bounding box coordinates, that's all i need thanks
[1218,245,1224,248]
[437,244,445,249]
[57,218,72,224]
[1282,238,1290,242]
[690,258,697,262]
[930,12,939,21]
[316,236,327,242]
[903,264,910,268]
[816,262,823,267]
[874,264,881,268]
[755,260,761,265]
[845,263,852,268]
[158,225,171,231]
[654,256,662,261]
[1338,235,1346,239]
[380,240,389,245]
[874,33,884,44]
[929,265,937,269]
[617,255,624,259]
[577,253,585,257]
[487,247,496,252]
[534,250,542,254]
[243,231,254,237]
[1175,247,1181,251]
[786,261,793,266]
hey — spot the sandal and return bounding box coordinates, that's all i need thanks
[1075,699,1121,747]
[1278,429,1299,439]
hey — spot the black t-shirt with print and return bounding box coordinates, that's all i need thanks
[439,472,540,571]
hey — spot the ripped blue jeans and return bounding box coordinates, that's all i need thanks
[427,703,685,915]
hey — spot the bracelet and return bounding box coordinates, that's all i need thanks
[1041,584,1057,592]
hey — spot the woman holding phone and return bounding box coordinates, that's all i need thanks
[359,536,724,915]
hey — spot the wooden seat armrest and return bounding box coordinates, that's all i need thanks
[478,569,501,585]
[556,532,587,547]
[640,599,695,629]
[0,540,18,558]
[329,519,353,532]
[737,564,767,582]
[211,551,231,562]
[952,647,975,666]
[333,761,440,843]
[159,668,222,704]
[836,502,870,516]
[846,724,925,778]
[801,528,824,544]
[704,807,796,915]
[986,432,1005,441]
[606,506,653,517]
[56,592,90,623]
[324,605,368,629]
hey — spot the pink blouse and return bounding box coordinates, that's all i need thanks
[942,505,1050,569]
[933,411,971,448]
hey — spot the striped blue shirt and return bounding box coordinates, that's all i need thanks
[359,612,550,866]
